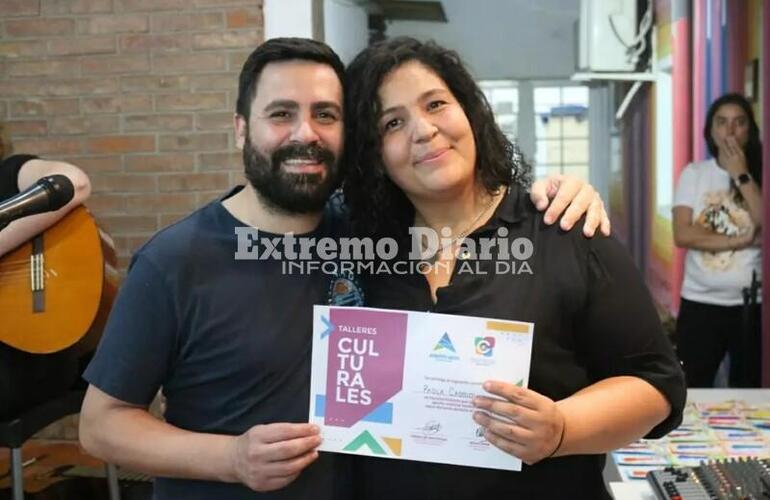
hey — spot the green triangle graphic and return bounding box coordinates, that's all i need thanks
[342,430,387,455]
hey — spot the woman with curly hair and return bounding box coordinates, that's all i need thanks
[342,37,686,499]
[673,93,763,388]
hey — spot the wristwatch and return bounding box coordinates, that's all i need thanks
[735,172,753,185]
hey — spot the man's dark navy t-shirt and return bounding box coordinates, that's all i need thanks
[84,187,353,499]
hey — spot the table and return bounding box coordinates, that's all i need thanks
[608,388,770,500]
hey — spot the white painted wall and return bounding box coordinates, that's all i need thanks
[386,0,580,80]
[264,0,315,39]
[324,0,368,64]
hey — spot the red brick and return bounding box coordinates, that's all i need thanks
[82,95,152,114]
[13,137,83,155]
[194,0,258,6]
[50,115,119,135]
[229,170,246,186]
[150,12,223,32]
[82,14,149,34]
[7,60,80,78]
[45,77,120,97]
[155,92,227,112]
[228,50,252,71]
[91,173,157,193]
[198,151,241,171]
[11,99,79,117]
[3,120,48,136]
[188,74,237,91]
[152,53,226,74]
[196,112,233,131]
[125,192,197,213]
[158,172,230,192]
[87,135,156,154]
[48,36,116,56]
[113,234,152,256]
[64,155,123,173]
[0,0,40,16]
[193,31,261,50]
[0,102,7,119]
[159,133,228,152]
[0,81,48,97]
[99,214,158,234]
[126,153,194,172]
[118,0,187,11]
[0,40,47,58]
[6,18,76,37]
[85,193,126,213]
[120,33,191,52]
[120,75,189,93]
[123,113,193,132]
[159,213,190,228]
[226,8,262,29]
[82,54,149,75]
[41,0,112,14]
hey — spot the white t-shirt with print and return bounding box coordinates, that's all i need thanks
[673,158,761,305]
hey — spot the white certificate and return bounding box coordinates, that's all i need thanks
[309,305,534,471]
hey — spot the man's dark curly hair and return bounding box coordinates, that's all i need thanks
[342,37,531,237]
[236,37,345,121]
[703,93,763,199]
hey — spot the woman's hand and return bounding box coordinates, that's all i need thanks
[719,136,749,178]
[472,381,565,465]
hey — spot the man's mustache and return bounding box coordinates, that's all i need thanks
[271,144,336,169]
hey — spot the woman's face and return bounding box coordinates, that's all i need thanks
[710,103,750,150]
[377,61,476,202]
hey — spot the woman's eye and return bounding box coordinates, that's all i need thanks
[428,100,447,111]
[383,118,402,131]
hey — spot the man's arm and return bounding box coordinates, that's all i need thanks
[530,174,611,237]
[672,205,754,252]
[80,385,322,492]
[0,159,91,257]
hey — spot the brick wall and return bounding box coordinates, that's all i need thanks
[1,0,263,270]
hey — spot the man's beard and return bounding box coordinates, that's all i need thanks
[242,136,339,215]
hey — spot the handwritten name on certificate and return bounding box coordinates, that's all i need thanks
[309,305,534,471]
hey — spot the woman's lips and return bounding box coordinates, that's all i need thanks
[414,148,449,165]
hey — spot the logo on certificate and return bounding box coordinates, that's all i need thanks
[474,336,495,357]
[429,333,460,362]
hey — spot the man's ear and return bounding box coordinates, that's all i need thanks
[234,113,247,150]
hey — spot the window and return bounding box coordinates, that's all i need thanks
[534,86,590,181]
[479,81,518,141]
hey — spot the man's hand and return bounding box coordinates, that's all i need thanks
[530,174,610,237]
[230,423,321,492]
[472,381,565,465]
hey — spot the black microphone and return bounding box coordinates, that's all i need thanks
[0,175,75,230]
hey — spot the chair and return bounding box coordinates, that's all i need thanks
[0,389,120,500]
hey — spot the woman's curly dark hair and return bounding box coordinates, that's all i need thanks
[703,93,763,200]
[342,37,531,237]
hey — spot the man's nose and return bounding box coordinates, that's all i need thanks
[290,119,321,144]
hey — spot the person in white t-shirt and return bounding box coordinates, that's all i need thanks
[672,93,763,387]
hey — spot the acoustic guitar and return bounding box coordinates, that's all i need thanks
[0,206,119,354]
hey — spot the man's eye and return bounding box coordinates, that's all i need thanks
[316,111,339,122]
[270,111,291,119]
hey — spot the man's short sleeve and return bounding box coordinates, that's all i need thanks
[0,155,38,200]
[673,165,696,209]
[84,252,178,406]
[576,235,687,438]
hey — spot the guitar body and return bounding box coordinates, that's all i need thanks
[0,206,119,354]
